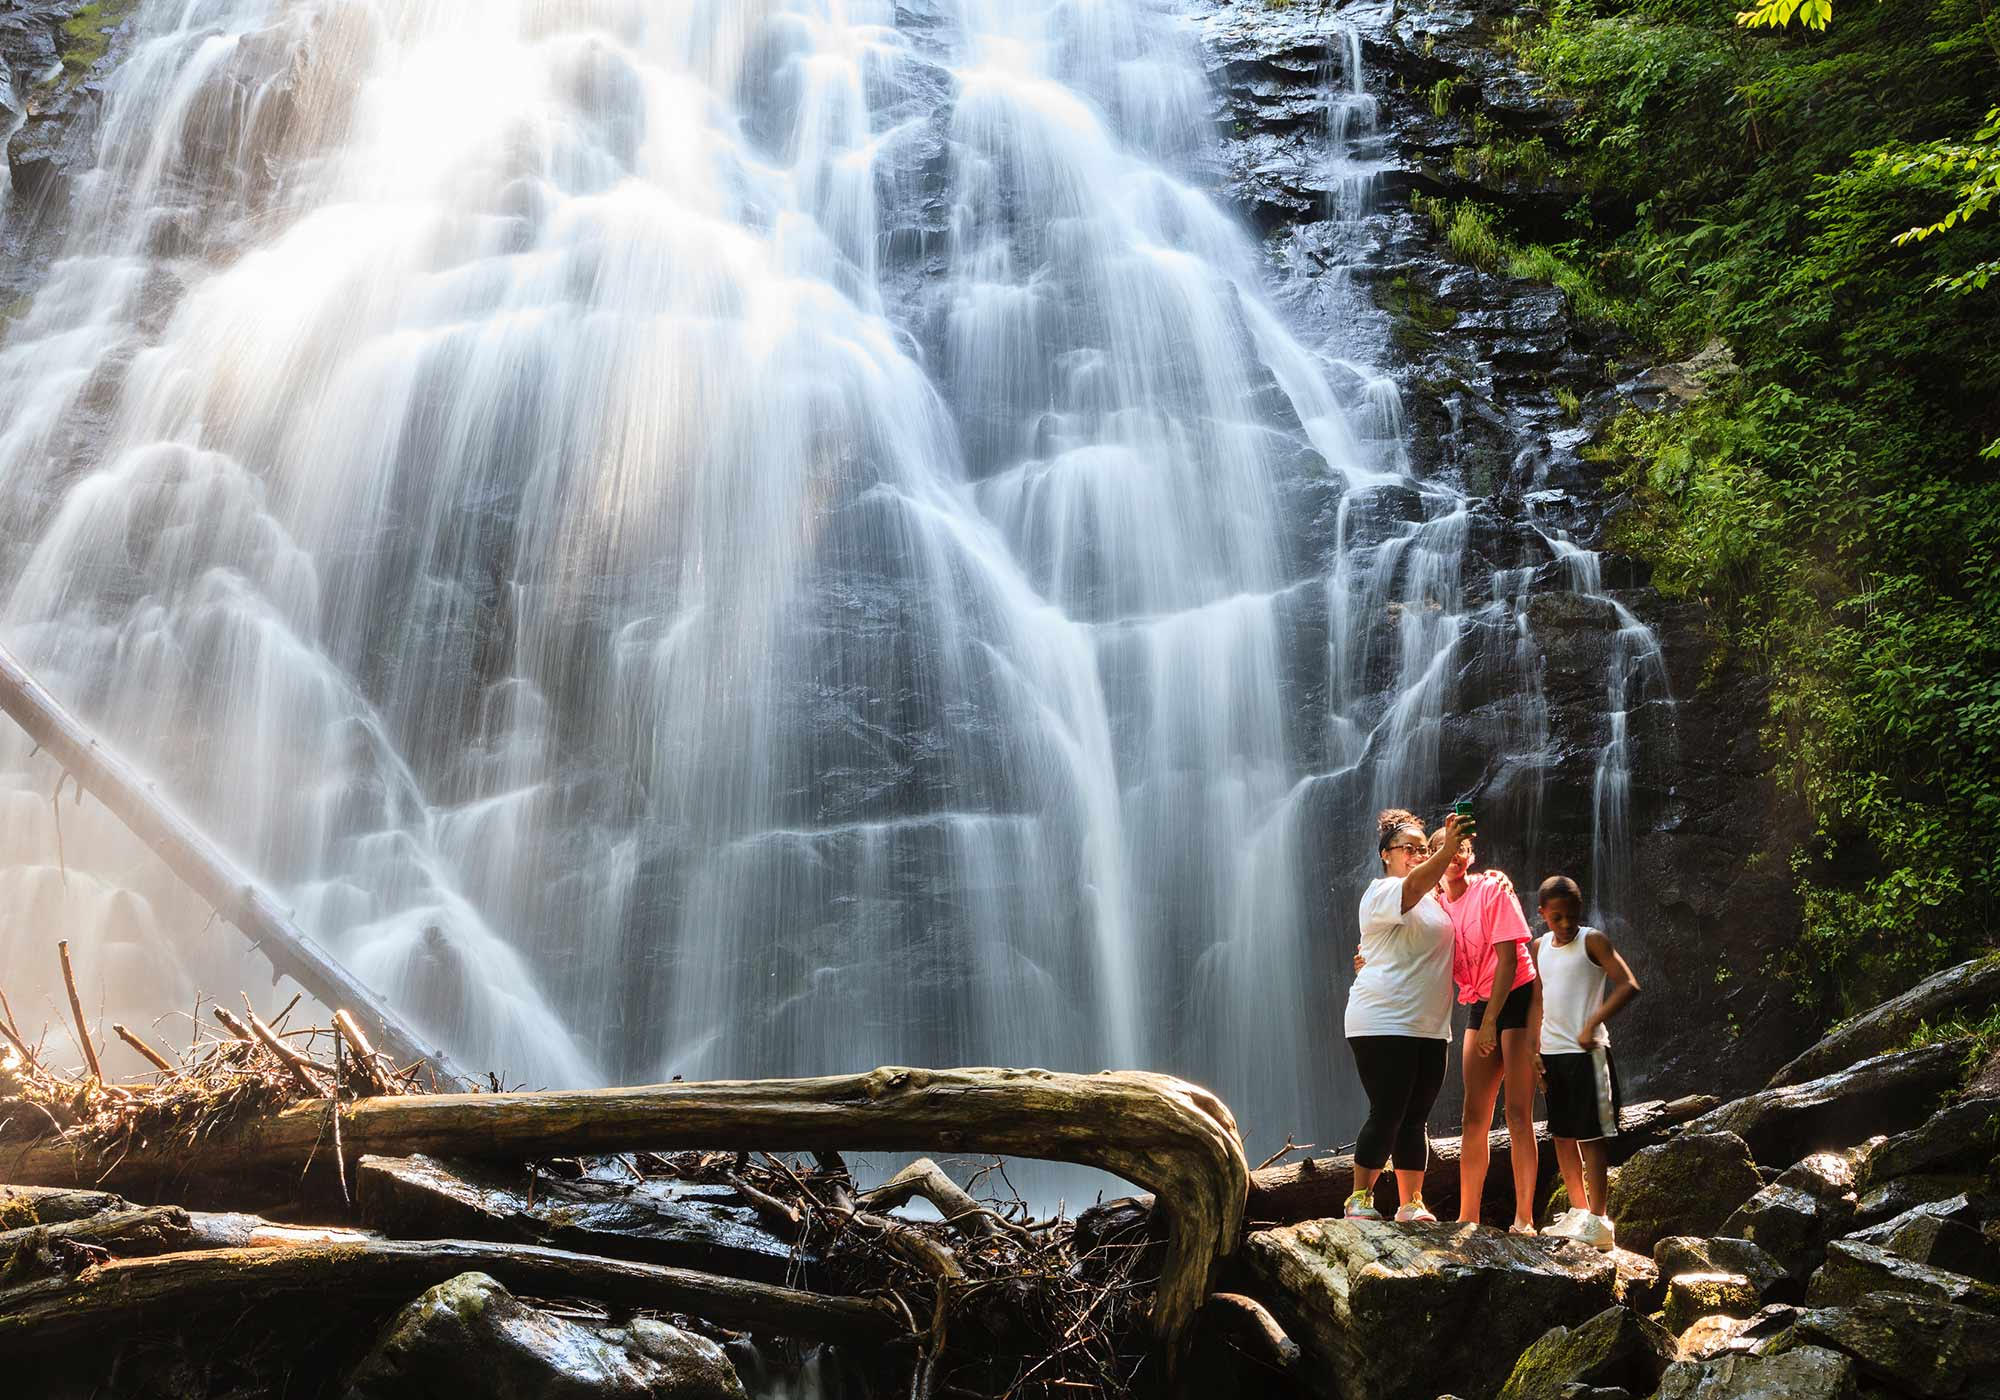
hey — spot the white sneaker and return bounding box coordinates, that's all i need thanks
[1540,1208,1586,1238]
[1570,1214,1617,1252]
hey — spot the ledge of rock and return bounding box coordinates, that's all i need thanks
[1241,1218,1617,1400]
[1684,1041,1973,1166]
[1768,957,2000,1088]
[1789,1291,2000,1400]
[1805,1238,2000,1315]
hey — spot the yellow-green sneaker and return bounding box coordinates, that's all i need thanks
[1342,1189,1383,1221]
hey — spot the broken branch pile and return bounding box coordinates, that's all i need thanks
[1,948,1247,1399]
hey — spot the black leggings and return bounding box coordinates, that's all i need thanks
[1348,1035,1449,1171]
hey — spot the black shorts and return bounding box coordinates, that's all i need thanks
[1542,1047,1622,1142]
[1468,978,1534,1033]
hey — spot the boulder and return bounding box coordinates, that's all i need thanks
[1844,1195,2000,1282]
[1767,958,2000,1088]
[1685,1042,1971,1167]
[1805,1238,2000,1314]
[356,1154,801,1284]
[1241,1218,1618,1400]
[1653,1345,1858,1400]
[1857,1096,2000,1191]
[342,1271,747,1400]
[1718,1153,1859,1280]
[1606,1134,1761,1255]
[1852,1173,1989,1229]
[1653,1238,1788,1300]
[1791,1291,2000,1399]
[1612,1250,1664,1314]
[1663,1273,1761,1335]
[1673,1304,1799,1362]
[1494,1306,1675,1400]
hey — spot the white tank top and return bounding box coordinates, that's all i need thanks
[1535,929,1610,1052]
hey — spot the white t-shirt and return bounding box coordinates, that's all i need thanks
[1344,875,1455,1040]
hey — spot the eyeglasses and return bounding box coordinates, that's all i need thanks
[1385,842,1426,855]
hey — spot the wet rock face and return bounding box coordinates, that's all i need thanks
[342,1271,747,1400]
[1720,1153,1860,1280]
[1242,1217,1619,1400]
[1191,0,1810,1106]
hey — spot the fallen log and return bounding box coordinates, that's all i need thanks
[1246,1095,1718,1225]
[0,1065,1248,1350]
[0,1236,901,1354]
[0,640,466,1085]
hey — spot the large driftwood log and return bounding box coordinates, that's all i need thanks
[0,641,465,1084]
[1247,1095,1717,1225]
[0,1237,900,1354]
[1,1065,1248,1348]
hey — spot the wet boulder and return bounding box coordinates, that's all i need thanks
[1605,1133,1761,1255]
[1768,957,2000,1088]
[1844,1195,2000,1282]
[1853,1172,1991,1229]
[1653,1237,1788,1301]
[1685,1042,1972,1167]
[342,1271,747,1400]
[1493,1305,1675,1400]
[1857,1096,2000,1191]
[1663,1273,1762,1335]
[1673,1304,1799,1363]
[1241,1218,1618,1400]
[1653,1345,1858,1400]
[1791,1291,2000,1398]
[1718,1152,1858,1280]
[1805,1238,2000,1314]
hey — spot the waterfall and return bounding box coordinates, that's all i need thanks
[0,0,1661,1165]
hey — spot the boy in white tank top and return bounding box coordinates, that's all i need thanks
[1526,874,1641,1252]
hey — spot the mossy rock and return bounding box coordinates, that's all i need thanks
[1663,1272,1760,1335]
[1607,1133,1760,1255]
[1495,1305,1675,1400]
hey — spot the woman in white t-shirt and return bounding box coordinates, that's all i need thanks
[1340,807,1471,1222]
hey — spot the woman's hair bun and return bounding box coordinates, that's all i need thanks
[1377,808,1423,850]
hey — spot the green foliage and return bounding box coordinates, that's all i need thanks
[1901,1005,2000,1083]
[1736,0,1835,29]
[1555,385,1584,420]
[1504,0,2000,1022]
[1888,105,2000,293]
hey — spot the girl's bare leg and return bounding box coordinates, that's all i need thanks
[1395,1167,1427,1206]
[1500,1026,1539,1227]
[1457,1026,1504,1222]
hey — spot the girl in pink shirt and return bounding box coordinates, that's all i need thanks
[1433,831,1540,1233]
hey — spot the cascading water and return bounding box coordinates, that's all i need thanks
[0,0,1663,1169]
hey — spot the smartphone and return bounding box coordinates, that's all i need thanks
[1452,800,1474,817]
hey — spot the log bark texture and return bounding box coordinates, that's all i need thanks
[0,640,466,1084]
[1246,1095,1717,1225]
[0,1065,1248,1347]
[0,1237,900,1354]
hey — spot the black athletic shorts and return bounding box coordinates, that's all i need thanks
[1468,978,1534,1033]
[1542,1046,1622,1142]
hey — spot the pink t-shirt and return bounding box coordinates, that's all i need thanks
[1437,873,1536,1005]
